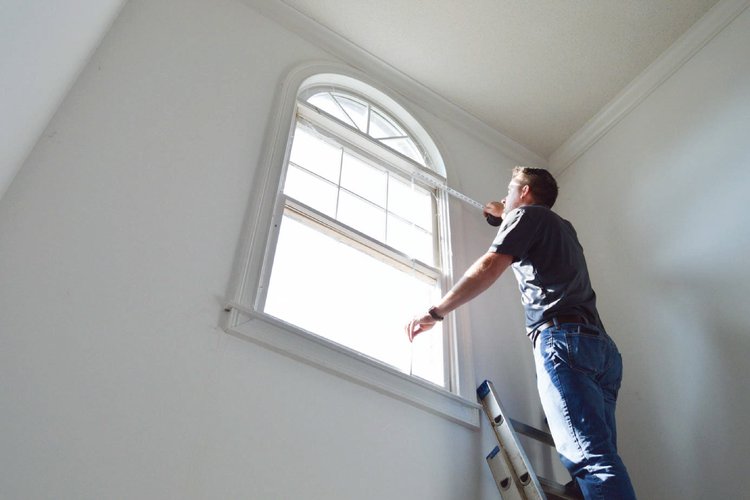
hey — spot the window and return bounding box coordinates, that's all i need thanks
[225,67,480,425]
[260,84,449,387]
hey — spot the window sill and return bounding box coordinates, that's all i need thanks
[224,307,481,429]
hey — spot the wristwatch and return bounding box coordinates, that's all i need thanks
[428,306,444,321]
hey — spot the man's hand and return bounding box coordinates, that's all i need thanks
[405,312,438,342]
[483,201,505,218]
[405,252,512,343]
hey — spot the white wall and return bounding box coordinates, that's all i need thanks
[0,0,126,200]
[0,0,535,498]
[9,0,745,498]
[554,5,750,498]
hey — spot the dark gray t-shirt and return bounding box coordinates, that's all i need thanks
[489,205,601,339]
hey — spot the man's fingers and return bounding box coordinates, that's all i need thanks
[412,322,424,341]
[406,313,438,343]
[406,318,425,343]
[409,323,420,342]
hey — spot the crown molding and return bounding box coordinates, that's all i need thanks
[241,0,547,167]
[548,0,750,174]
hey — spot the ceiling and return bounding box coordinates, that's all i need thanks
[277,0,720,162]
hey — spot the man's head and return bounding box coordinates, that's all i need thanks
[502,166,558,215]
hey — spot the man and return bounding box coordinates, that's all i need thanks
[405,167,636,500]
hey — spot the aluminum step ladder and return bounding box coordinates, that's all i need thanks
[477,380,583,500]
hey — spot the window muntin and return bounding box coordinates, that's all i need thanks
[259,86,449,387]
[304,90,428,166]
[285,119,437,266]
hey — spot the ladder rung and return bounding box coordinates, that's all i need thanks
[538,477,584,500]
[509,418,556,447]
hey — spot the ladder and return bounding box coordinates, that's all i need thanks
[477,380,583,500]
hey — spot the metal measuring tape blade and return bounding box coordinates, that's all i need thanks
[410,171,503,226]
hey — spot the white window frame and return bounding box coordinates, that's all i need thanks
[223,62,480,428]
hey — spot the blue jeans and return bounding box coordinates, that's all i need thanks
[533,323,637,500]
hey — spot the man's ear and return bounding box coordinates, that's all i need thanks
[520,184,532,199]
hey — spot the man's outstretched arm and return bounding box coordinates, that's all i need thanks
[405,251,513,341]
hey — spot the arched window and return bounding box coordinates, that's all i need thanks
[227,69,464,400]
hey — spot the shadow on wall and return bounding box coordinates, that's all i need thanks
[633,278,749,497]
[617,139,750,497]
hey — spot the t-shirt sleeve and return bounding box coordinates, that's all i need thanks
[488,207,539,258]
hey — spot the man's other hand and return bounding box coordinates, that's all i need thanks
[405,313,437,342]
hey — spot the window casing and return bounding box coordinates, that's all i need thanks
[225,66,480,427]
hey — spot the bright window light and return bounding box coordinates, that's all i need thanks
[264,214,444,385]
[260,86,448,387]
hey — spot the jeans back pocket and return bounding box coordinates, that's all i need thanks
[564,331,606,375]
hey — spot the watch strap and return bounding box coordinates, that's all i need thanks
[428,306,444,321]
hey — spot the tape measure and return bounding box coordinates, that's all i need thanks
[410,171,483,210]
[410,171,503,226]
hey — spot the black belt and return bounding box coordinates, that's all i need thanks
[529,315,594,345]
[535,315,589,333]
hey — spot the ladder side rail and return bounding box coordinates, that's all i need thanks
[478,380,547,500]
[487,446,526,500]
[478,389,537,498]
